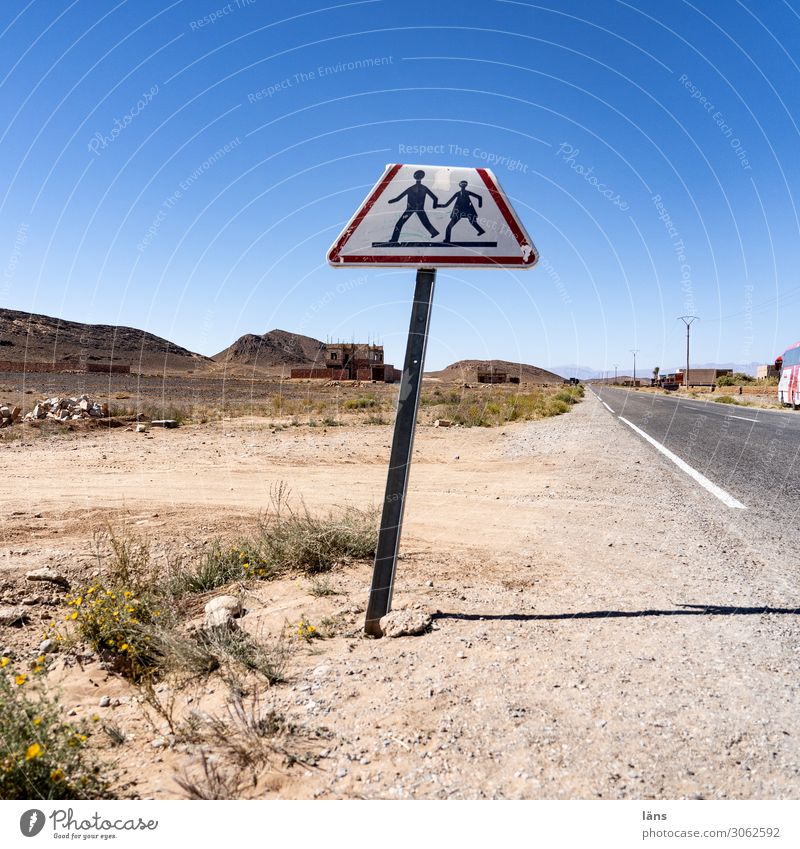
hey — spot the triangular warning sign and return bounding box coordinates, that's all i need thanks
[328,164,538,268]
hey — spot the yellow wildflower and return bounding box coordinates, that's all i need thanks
[15,673,27,686]
[32,716,42,726]
[25,743,42,761]
[0,657,9,668]
[50,768,65,782]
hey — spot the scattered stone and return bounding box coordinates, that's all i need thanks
[0,606,29,626]
[205,595,242,617]
[151,419,179,428]
[379,609,432,638]
[151,738,166,749]
[26,568,70,589]
[434,419,452,428]
[203,595,243,629]
[99,696,111,708]
[204,608,238,629]
[336,767,348,778]
[135,423,148,433]
[38,638,56,654]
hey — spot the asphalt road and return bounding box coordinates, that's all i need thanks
[591,386,800,541]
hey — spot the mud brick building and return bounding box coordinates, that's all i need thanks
[291,342,400,382]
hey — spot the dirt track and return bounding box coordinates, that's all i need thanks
[1,394,799,799]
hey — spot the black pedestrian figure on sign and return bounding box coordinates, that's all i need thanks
[387,170,440,242]
[440,181,486,242]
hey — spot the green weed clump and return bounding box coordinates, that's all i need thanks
[713,395,752,407]
[0,658,110,800]
[434,384,584,427]
[344,395,379,410]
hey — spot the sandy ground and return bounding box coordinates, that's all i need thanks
[1,394,799,799]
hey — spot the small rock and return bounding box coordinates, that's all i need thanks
[38,638,56,654]
[99,696,111,708]
[336,767,348,778]
[204,608,238,630]
[26,568,70,590]
[379,609,432,638]
[151,419,179,428]
[433,419,452,428]
[135,424,148,433]
[425,580,434,587]
[203,595,242,629]
[151,738,166,749]
[0,607,29,627]
[204,595,242,618]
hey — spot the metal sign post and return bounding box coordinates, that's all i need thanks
[327,162,537,637]
[364,268,435,636]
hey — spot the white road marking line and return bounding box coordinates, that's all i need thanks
[725,415,759,423]
[602,401,614,413]
[617,416,746,510]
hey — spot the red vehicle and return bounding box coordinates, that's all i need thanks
[776,341,800,408]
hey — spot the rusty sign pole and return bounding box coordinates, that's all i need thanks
[365,268,436,636]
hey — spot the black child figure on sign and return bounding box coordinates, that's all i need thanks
[440,180,486,242]
[387,170,440,243]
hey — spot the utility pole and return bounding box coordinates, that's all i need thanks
[630,349,639,386]
[678,316,699,390]
[613,363,619,384]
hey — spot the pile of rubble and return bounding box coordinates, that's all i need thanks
[23,395,109,423]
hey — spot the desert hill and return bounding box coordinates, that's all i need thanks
[0,308,209,373]
[212,329,325,370]
[427,359,564,384]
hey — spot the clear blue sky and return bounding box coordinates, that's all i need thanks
[1,0,799,374]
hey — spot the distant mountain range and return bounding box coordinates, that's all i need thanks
[0,307,210,373]
[0,307,765,381]
[550,362,763,380]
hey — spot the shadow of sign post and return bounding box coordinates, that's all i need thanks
[327,163,538,636]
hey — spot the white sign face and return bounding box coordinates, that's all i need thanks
[327,163,538,268]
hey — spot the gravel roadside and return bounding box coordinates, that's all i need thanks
[2,392,798,799]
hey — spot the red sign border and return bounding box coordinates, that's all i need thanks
[327,164,537,268]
